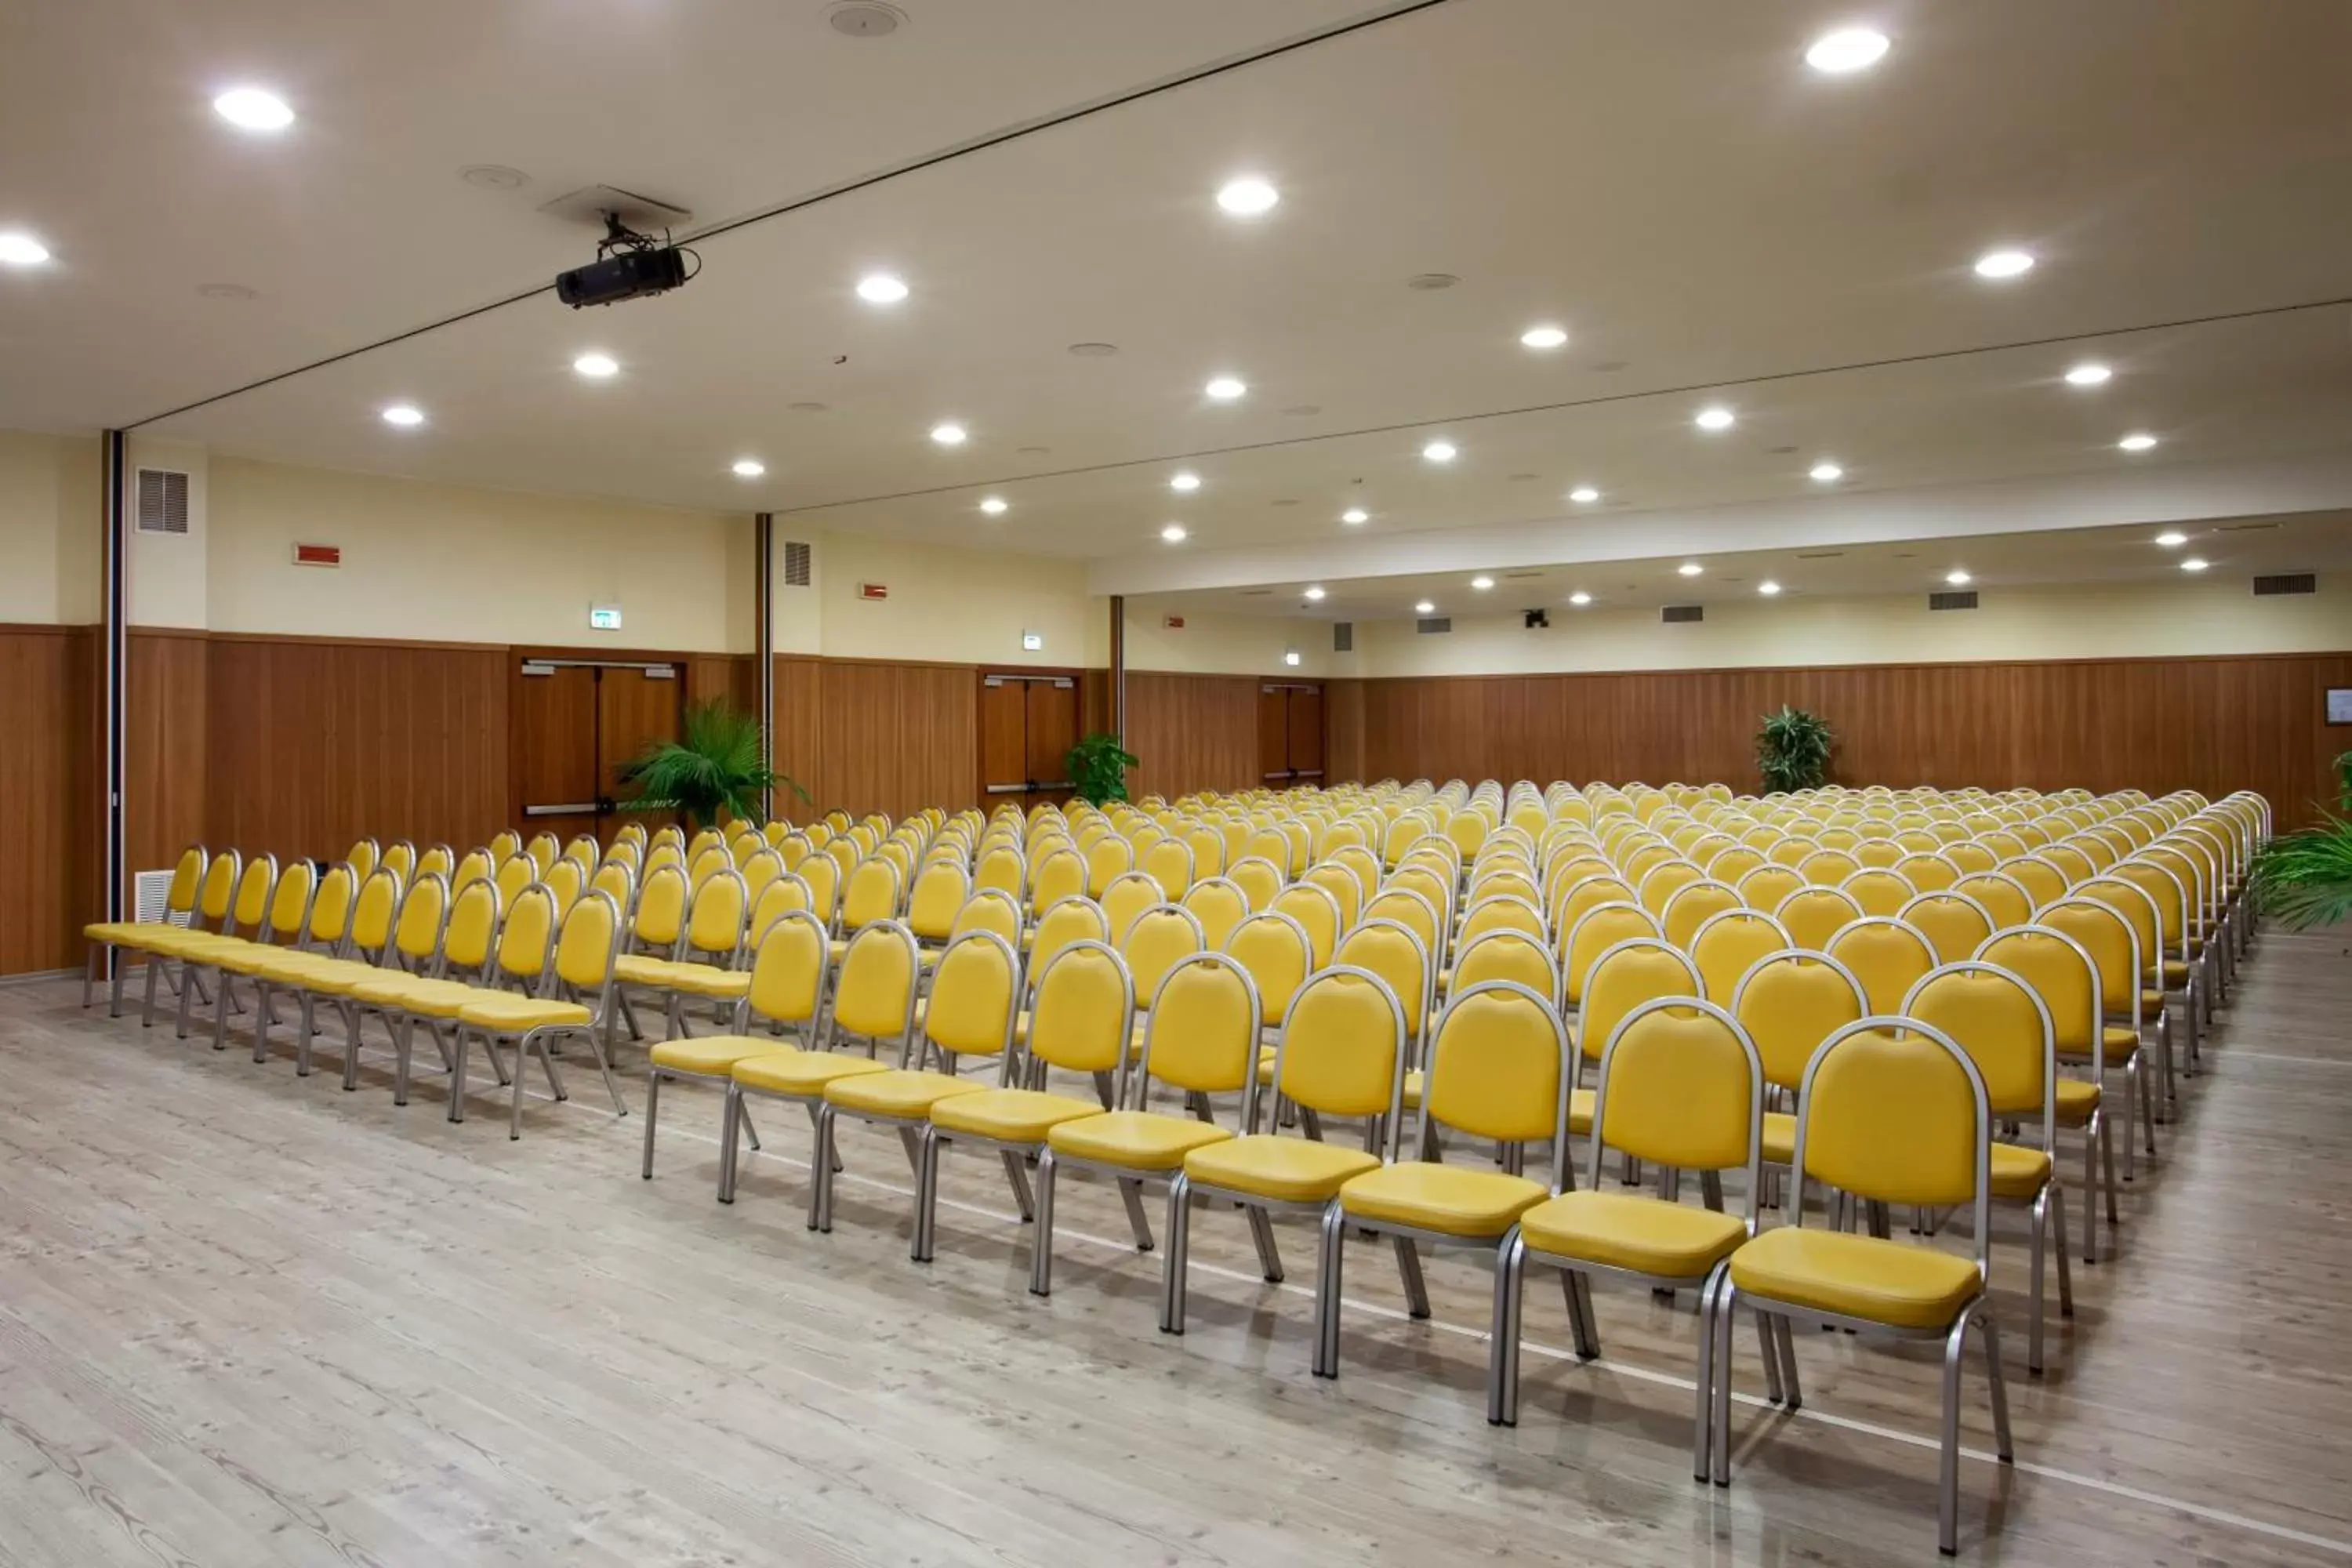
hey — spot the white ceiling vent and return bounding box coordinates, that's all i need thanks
[782,540,813,588]
[828,2,905,35]
[136,469,189,534]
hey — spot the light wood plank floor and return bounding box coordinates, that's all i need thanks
[4,931,2350,1566]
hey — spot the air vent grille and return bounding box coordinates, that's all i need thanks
[1929,590,1980,612]
[132,869,191,925]
[2252,572,2316,597]
[1333,622,1352,652]
[1416,616,1451,635]
[1661,604,1704,624]
[136,469,190,535]
[781,540,811,587]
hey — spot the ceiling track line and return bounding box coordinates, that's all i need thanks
[765,292,2352,517]
[120,0,1459,433]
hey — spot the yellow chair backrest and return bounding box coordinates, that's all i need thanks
[948,889,1023,947]
[686,844,731,891]
[1553,874,1635,935]
[833,922,919,1040]
[1272,968,1409,1124]
[1577,938,1702,1061]
[1451,928,1556,1003]
[1561,902,1664,1006]
[346,866,404,951]
[1334,920,1432,1040]
[684,870,748,960]
[906,862,969,943]
[1797,849,1862,887]
[1028,941,1134,1076]
[686,828,727,865]
[749,875,812,941]
[1422,982,1569,1145]
[1952,872,2033,929]
[262,858,314,940]
[1097,870,1163,943]
[1944,840,1999,874]
[1822,917,1935,1015]
[452,849,494,894]
[921,930,1018,1061]
[441,880,503,971]
[416,844,455,881]
[1898,891,1995,966]
[392,873,449,964]
[229,855,276,933]
[1773,886,1862,951]
[2042,843,2098,884]
[541,858,585,918]
[1592,997,1761,1177]
[1975,927,2100,1056]
[1891,851,1955,893]
[1135,953,1262,1098]
[1903,963,2053,1121]
[1029,849,1087,914]
[1838,867,1912,919]
[1029,896,1109,980]
[1226,855,1286,913]
[562,837,598,874]
[840,858,902,933]
[306,864,356,946]
[156,845,208,916]
[1795,1020,1989,1213]
[739,848,783,903]
[590,859,634,913]
[1302,863,1363,928]
[1084,834,1136,898]
[1223,911,1312,1029]
[2071,879,2160,988]
[1121,906,1206,1006]
[1660,879,1740,949]
[742,909,829,1029]
[1731,949,1865,1091]
[975,845,1025,899]
[632,864,689,949]
[1460,894,1546,949]
[1852,837,1904,870]
[1140,837,1196,900]
[1635,861,1703,919]
[492,884,557,980]
[487,831,521,866]
[1181,878,1250,951]
[1183,826,1227,879]
[796,851,843,924]
[552,889,622,991]
[1362,887,1441,954]
[1269,882,1343,967]
[1689,909,1791,1004]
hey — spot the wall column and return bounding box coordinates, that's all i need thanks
[1109,593,1125,737]
[754,512,775,819]
[100,430,128,936]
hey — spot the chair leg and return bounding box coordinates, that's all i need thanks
[142,955,163,1027]
[341,1001,366,1092]
[1487,1229,1526,1427]
[1027,1149,1058,1296]
[809,1104,840,1232]
[1980,1310,2016,1464]
[1939,1317,1968,1555]
[1755,1312,1785,1405]
[1158,1174,1192,1334]
[717,1085,745,1203]
[999,1147,1035,1223]
[1773,1314,1802,1410]
[1312,1200,1348,1378]
[110,953,130,1018]
[82,946,98,1010]
[1693,1265,1724,1479]
[175,961,198,1040]
[911,1127,942,1262]
[1561,1269,1599,1359]
[2135,1056,2158,1160]
[640,1069,662,1178]
[391,1014,414,1105]
[211,976,234,1051]
[2027,1187,2048,1375]
[2051,1185,2074,1321]
[1392,1235,1432,1320]
[1245,1205,1283,1282]
[1118,1178,1154,1251]
[1710,1282,1738,1487]
[448,1028,470,1123]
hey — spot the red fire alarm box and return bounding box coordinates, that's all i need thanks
[858,582,888,601]
[292,543,342,567]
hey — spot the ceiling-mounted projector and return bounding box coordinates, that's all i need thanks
[556,212,696,308]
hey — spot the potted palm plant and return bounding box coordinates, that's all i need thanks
[618,699,808,830]
[1755,704,1835,794]
[2252,750,2352,930]
[1066,732,1138,805]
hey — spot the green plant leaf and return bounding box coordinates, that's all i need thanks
[2252,812,2352,931]
[1065,732,1136,805]
[1755,703,1834,794]
[617,699,804,830]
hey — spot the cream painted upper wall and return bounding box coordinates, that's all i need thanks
[0,430,99,623]
[802,530,1108,668]
[1350,573,2352,677]
[1123,604,1334,677]
[206,457,753,650]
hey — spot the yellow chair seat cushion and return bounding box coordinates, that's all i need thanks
[1566,1086,1595,1137]
[283,959,404,995]
[1045,1109,1232,1171]
[216,943,321,977]
[1988,1142,2052,1200]
[1338,1161,1547,1238]
[1728,1229,1982,1330]
[2149,960,2190,987]
[1519,1189,1748,1279]
[929,1087,1103,1142]
[1760,1109,1797,1166]
[733,1051,888,1096]
[2097,1025,2140,1063]
[348,976,485,1018]
[85,920,160,943]
[614,953,677,985]
[824,1069,988,1120]
[2054,1078,2100,1126]
[662,963,752,999]
[2140,988,2165,1010]
[456,995,593,1032]
[138,931,252,959]
[652,1034,797,1077]
[1183,1134,1380,1203]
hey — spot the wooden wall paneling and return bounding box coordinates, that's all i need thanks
[1025,678,1079,791]
[786,658,980,823]
[1123,671,1262,801]
[978,677,1028,790]
[0,626,91,974]
[770,655,825,824]
[125,629,209,884]
[1324,678,1364,784]
[683,653,759,714]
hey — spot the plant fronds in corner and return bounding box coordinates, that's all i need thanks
[617,700,808,830]
[1755,704,1835,794]
[2252,812,2352,931]
[1066,733,1138,805]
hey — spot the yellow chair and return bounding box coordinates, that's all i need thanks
[1139,836,1196,900]
[1976,924,2124,1255]
[243,866,408,1077]
[905,860,969,948]
[1900,890,1995,966]
[1734,864,1805,914]
[1026,896,1109,993]
[1165,966,1410,1339]
[2068,877,2174,1112]
[1327,981,1571,1385]
[320,870,449,1088]
[641,909,831,1180]
[1225,909,1313,1042]
[1271,880,1344,967]
[1772,885,1863,952]
[85,844,209,1014]
[347,875,503,1107]
[450,848,495,894]
[1227,854,1287,913]
[1894,851,1960,892]
[914,940,1137,1266]
[455,888,628,1138]
[832,857,904,952]
[541,858,586,918]
[1826,916,1936,1014]
[1711,1018,2015,1556]
[946,887,1023,951]
[1494,996,1762,1457]
[1903,961,2071,1373]
[1954,870,2034,930]
[1730,947,1867,1183]
[1303,862,1364,930]
[811,930,1019,1232]
[488,829,521,866]
[156,853,277,1038]
[1100,870,1163,943]
[228,862,357,1062]
[1181,877,1250,951]
[1448,927,1559,1008]
[618,868,752,1035]
[1363,887,1443,957]
[1560,902,1665,1015]
[1659,879,1740,950]
[1689,909,1791,1004]
[1120,904,1207,1020]
[1029,848,1087,916]
[1838,867,1913,920]
[172,855,310,1045]
[523,833,560,874]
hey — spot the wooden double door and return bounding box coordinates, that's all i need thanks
[980,672,1080,808]
[513,659,684,844]
[1260,681,1326,786]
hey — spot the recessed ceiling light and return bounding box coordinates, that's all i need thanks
[2154,530,2187,548]
[2065,362,2112,387]
[1422,440,1458,463]
[1414,600,1436,615]
[855,273,909,304]
[979,495,1008,515]
[1568,485,1599,504]
[1758,580,1783,597]
[1303,586,1327,602]
[1204,376,1247,400]
[1945,569,1972,586]
[1677,562,1704,577]
[0,232,51,267]
[459,164,529,191]
[731,458,765,478]
[213,87,294,132]
[1215,176,1279,216]
[1170,471,1200,492]
[1694,406,1735,432]
[1160,523,1188,543]
[2118,432,2158,452]
[1569,590,1592,607]
[1809,461,1844,483]
[1471,575,1494,590]
[1974,249,2035,280]
[573,352,619,379]
[1805,27,1890,73]
[1341,507,1369,524]
[380,404,425,428]
[930,422,967,445]
[2180,557,2209,572]
[1520,325,1569,350]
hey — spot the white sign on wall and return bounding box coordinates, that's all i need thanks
[590,603,623,630]
[1022,630,1044,652]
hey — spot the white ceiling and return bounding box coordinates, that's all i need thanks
[5,0,2352,590]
